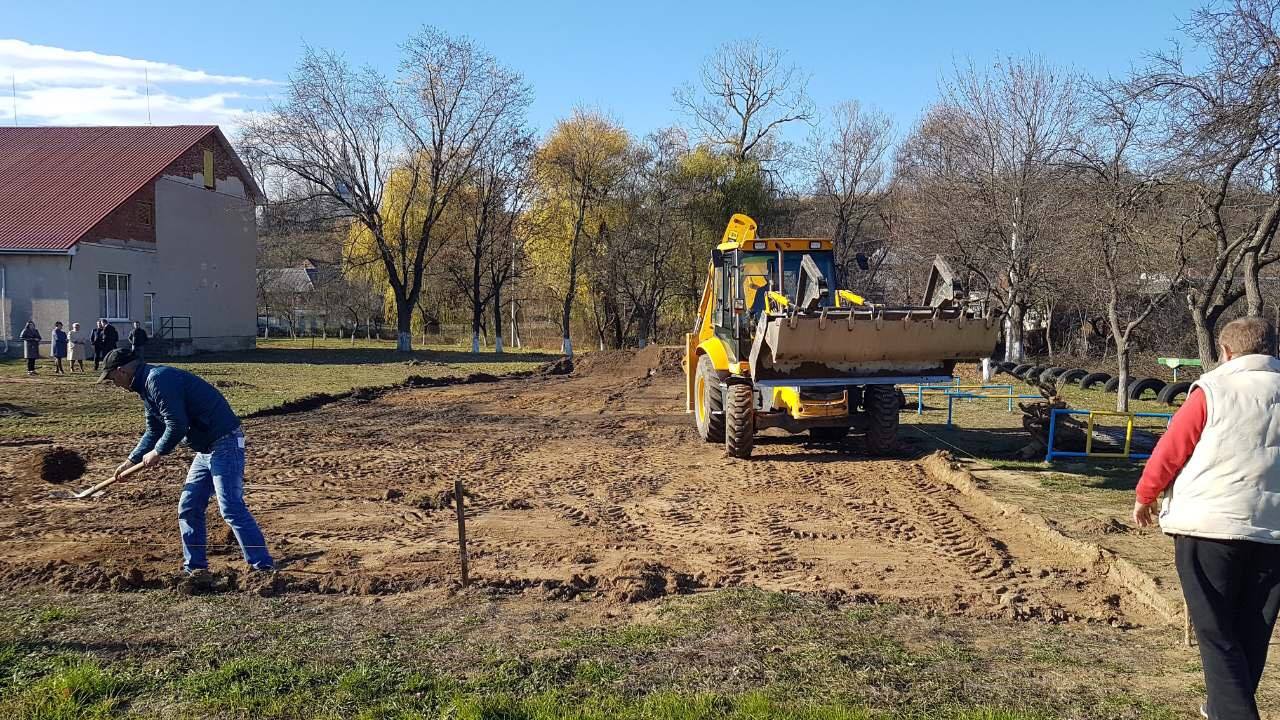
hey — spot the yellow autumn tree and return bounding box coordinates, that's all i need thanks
[528,109,630,356]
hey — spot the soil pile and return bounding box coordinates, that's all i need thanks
[23,446,87,484]
[571,346,683,380]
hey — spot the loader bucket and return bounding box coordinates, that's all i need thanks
[748,307,1000,382]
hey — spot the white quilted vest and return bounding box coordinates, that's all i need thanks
[1159,354,1280,543]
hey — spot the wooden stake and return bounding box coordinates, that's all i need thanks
[455,480,469,587]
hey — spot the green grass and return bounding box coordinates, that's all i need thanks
[0,337,553,437]
[0,588,1190,720]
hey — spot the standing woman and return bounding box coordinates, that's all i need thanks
[68,322,87,373]
[51,321,68,375]
[20,320,40,375]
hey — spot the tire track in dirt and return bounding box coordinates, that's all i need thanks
[0,347,1131,623]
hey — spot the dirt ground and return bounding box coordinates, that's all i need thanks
[0,346,1154,628]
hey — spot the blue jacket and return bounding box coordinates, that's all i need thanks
[128,364,240,463]
[52,328,68,358]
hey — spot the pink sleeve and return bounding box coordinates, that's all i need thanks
[1136,388,1207,505]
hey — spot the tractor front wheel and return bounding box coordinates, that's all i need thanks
[724,383,755,459]
[695,355,726,443]
[864,385,900,455]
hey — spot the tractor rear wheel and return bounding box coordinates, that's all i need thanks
[810,426,849,443]
[724,383,755,459]
[864,385,900,455]
[694,355,726,443]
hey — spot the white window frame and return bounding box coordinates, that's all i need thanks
[98,272,131,321]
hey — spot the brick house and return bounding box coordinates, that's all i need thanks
[0,125,262,355]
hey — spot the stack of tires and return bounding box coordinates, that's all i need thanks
[992,360,1191,406]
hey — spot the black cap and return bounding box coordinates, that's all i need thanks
[97,348,138,383]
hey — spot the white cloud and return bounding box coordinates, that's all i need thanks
[0,39,276,130]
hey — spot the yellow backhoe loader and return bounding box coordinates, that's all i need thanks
[684,214,1000,458]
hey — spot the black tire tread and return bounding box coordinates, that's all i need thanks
[1057,368,1089,385]
[724,383,755,459]
[1103,376,1122,393]
[864,385,900,455]
[1080,372,1112,390]
[1127,377,1167,401]
[695,355,726,443]
[1157,381,1193,405]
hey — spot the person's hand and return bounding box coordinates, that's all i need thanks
[141,450,162,468]
[1133,500,1157,528]
[113,460,132,481]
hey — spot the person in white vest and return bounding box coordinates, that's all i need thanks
[1134,316,1280,720]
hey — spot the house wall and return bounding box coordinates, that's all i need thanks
[2,129,260,356]
[0,255,70,356]
[64,177,257,352]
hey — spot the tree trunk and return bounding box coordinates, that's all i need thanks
[394,298,413,352]
[493,285,504,354]
[1187,294,1219,369]
[510,298,521,349]
[1003,301,1026,363]
[1245,250,1265,317]
[1115,337,1130,413]
[471,239,484,353]
[1043,299,1054,363]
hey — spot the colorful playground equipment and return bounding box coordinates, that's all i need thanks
[1044,408,1173,462]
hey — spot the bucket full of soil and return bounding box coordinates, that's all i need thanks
[23,446,88,484]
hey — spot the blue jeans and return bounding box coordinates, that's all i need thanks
[178,429,273,570]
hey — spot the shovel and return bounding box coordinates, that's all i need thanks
[51,463,145,499]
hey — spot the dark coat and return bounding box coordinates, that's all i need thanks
[102,324,118,350]
[51,328,68,358]
[20,324,40,359]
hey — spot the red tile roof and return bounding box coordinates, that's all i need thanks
[0,125,258,252]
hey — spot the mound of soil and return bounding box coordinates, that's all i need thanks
[570,346,683,380]
[601,559,697,603]
[539,357,574,376]
[23,446,87,484]
[1071,517,1132,535]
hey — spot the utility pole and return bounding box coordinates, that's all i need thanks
[144,68,152,125]
[10,73,16,126]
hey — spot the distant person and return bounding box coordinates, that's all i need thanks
[129,320,149,362]
[50,321,68,375]
[20,320,40,376]
[98,349,274,576]
[68,322,86,373]
[1134,316,1280,720]
[102,319,119,354]
[90,320,106,371]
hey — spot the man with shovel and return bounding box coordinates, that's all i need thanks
[98,349,274,575]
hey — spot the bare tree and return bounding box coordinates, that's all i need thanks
[806,100,895,283]
[897,56,1083,362]
[1134,0,1280,366]
[674,39,814,164]
[1070,85,1191,410]
[242,28,530,352]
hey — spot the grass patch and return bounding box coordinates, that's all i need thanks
[0,338,553,437]
[0,657,135,719]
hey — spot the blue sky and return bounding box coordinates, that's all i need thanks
[1,0,1201,139]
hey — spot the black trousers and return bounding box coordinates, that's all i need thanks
[26,358,35,372]
[93,346,105,370]
[1176,535,1280,720]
